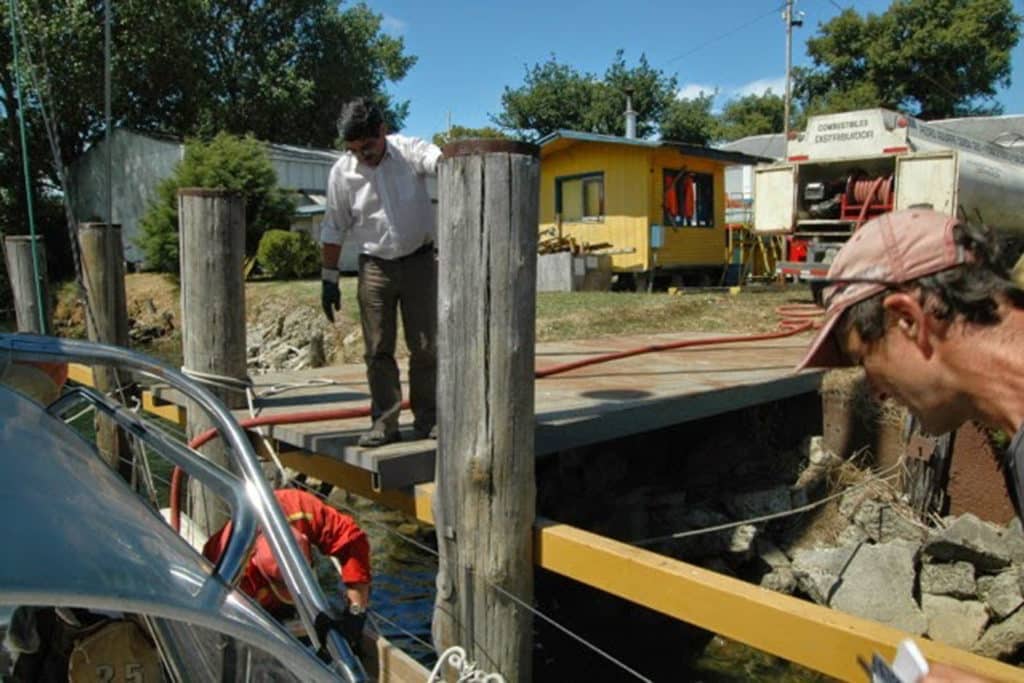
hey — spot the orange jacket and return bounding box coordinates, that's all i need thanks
[203,489,371,613]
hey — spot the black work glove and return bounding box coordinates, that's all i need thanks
[321,268,341,322]
[340,609,366,655]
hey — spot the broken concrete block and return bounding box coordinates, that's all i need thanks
[827,540,927,635]
[922,594,988,651]
[925,514,1013,572]
[920,561,976,599]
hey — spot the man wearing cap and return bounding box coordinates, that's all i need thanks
[798,209,1024,683]
[203,489,371,648]
[798,208,1024,514]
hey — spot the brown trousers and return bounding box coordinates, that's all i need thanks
[357,247,437,434]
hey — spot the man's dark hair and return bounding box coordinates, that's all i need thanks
[338,98,384,142]
[841,220,1024,343]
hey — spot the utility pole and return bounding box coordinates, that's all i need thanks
[783,0,803,138]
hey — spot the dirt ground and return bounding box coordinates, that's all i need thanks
[51,273,818,367]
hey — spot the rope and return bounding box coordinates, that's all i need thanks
[180,367,254,394]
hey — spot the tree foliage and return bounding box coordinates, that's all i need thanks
[432,124,508,148]
[716,91,785,141]
[1,0,413,279]
[659,93,717,145]
[795,0,1021,119]
[492,51,677,140]
[138,134,295,273]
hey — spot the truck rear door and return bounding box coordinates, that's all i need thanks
[753,164,796,233]
[895,151,957,216]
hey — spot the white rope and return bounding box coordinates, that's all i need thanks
[179,366,253,393]
[428,646,506,683]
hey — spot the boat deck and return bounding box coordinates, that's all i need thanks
[152,331,822,489]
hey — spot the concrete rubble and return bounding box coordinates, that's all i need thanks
[659,435,1024,661]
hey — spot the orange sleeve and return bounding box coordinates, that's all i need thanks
[287,490,372,585]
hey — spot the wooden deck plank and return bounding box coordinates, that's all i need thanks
[146,331,822,488]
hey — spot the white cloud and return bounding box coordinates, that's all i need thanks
[676,83,719,101]
[380,13,407,35]
[731,76,787,98]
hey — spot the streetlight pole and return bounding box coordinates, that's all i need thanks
[783,0,793,138]
[783,0,803,138]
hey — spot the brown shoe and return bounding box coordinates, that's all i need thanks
[358,429,401,448]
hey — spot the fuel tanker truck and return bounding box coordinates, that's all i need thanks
[753,108,1024,278]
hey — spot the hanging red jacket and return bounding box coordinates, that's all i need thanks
[203,488,371,614]
[664,174,680,217]
[682,174,696,221]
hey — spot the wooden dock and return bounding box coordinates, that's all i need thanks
[151,330,822,489]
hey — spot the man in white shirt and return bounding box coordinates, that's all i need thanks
[320,98,442,447]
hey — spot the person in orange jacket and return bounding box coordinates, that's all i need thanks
[203,488,371,648]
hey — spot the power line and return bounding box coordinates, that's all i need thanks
[661,3,787,68]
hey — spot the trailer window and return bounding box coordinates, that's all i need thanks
[663,169,714,227]
[556,173,604,222]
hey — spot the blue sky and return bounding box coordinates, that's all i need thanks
[369,0,1024,142]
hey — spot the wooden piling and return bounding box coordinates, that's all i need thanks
[3,234,49,333]
[178,189,247,534]
[432,139,540,682]
[78,222,133,477]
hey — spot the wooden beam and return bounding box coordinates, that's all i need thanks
[277,450,434,524]
[534,520,1024,683]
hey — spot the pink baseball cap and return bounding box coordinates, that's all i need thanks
[796,209,974,372]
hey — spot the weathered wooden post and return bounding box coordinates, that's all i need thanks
[3,234,49,333]
[433,140,540,681]
[178,189,247,534]
[78,222,134,477]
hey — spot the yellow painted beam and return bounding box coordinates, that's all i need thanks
[534,520,1024,683]
[278,450,435,525]
[142,391,187,425]
[67,363,94,386]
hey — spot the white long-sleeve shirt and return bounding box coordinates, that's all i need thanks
[319,134,441,260]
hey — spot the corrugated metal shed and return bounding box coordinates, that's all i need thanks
[69,129,342,265]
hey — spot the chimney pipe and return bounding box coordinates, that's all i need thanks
[624,86,636,139]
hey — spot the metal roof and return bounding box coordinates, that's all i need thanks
[717,133,787,161]
[928,114,1024,147]
[537,129,772,165]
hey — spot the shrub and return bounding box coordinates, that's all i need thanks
[256,229,319,279]
[138,133,295,273]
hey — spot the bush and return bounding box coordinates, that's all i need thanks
[137,133,295,273]
[257,229,320,279]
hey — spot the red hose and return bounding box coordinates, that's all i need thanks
[171,307,824,531]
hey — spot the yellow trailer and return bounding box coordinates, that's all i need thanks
[537,130,769,290]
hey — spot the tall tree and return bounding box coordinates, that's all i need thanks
[659,92,717,145]
[795,0,1021,119]
[492,51,677,140]
[716,90,785,141]
[1,0,415,265]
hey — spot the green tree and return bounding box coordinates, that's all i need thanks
[492,51,677,140]
[1,0,414,280]
[795,0,1021,119]
[138,133,295,273]
[659,92,717,145]
[716,91,785,141]
[432,125,508,148]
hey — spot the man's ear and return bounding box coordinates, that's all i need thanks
[882,292,932,355]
